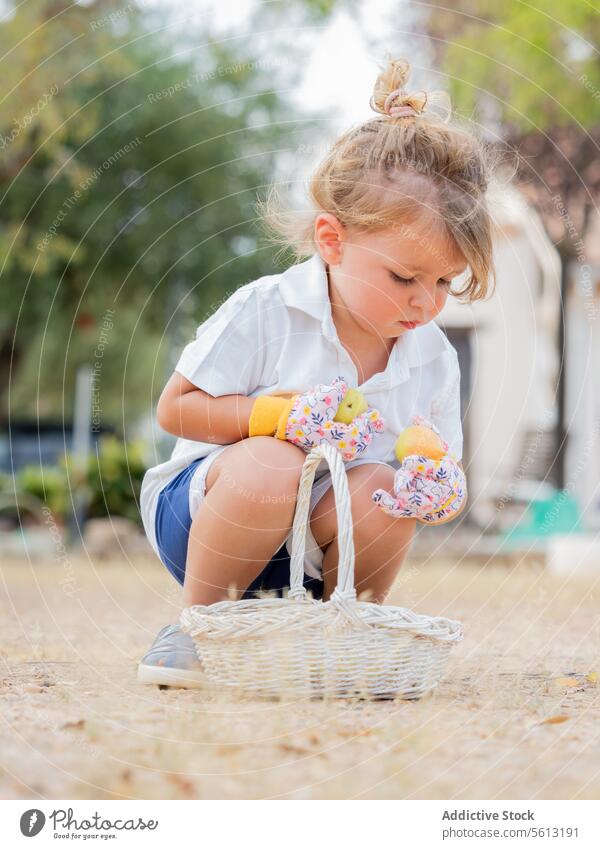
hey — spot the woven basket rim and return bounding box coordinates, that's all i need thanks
[180,596,464,642]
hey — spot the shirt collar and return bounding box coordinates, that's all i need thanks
[278,252,449,384]
[277,252,331,322]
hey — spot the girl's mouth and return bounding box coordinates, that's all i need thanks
[399,321,420,329]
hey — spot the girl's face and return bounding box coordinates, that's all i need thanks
[315,213,468,341]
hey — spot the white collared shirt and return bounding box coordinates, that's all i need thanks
[140,252,463,556]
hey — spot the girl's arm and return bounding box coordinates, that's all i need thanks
[157,371,256,444]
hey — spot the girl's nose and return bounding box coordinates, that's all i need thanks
[409,282,437,312]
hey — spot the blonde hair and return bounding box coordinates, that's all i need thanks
[256,56,500,303]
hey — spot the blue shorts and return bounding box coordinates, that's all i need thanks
[154,458,324,601]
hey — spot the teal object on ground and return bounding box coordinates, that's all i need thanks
[502,490,581,548]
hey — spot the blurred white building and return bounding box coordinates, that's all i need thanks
[563,260,600,531]
[438,185,563,530]
[439,185,600,534]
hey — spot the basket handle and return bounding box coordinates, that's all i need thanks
[288,443,362,619]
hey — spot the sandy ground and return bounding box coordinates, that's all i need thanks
[1,548,599,800]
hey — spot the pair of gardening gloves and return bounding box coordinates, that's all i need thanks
[249,376,466,526]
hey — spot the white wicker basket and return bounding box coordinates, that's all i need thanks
[180,443,463,700]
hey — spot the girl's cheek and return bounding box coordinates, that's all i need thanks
[373,293,397,322]
[356,290,385,317]
[433,291,449,315]
[356,283,402,321]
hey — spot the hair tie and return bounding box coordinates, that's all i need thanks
[383,88,428,119]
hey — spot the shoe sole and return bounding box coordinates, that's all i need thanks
[137,663,205,689]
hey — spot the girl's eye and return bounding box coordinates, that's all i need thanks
[390,272,453,288]
[390,272,415,285]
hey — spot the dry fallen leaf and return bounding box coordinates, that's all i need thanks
[554,677,579,688]
[61,719,85,730]
[279,742,310,755]
[586,671,598,684]
[279,738,327,757]
[338,727,374,738]
[216,744,243,756]
[167,773,195,796]
[540,715,570,725]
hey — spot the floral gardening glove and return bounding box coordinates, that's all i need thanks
[284,376,385,460]
[371,416,466,525]
[249,376,385,461]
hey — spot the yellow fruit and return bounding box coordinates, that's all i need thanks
[395,424,447,462]
[334,388,368,424]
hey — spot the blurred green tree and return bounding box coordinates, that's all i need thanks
[424,1,600,241]
[0,0,319,431]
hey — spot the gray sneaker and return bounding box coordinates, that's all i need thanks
[137,623,204,689]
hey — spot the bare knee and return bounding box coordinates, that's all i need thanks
[349,465,398,529]
[350,464,396,499]
[206,436,306,501]
[311,463,413,550]
[352,468,417,540]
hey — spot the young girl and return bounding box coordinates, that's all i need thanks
[137,56,495,688]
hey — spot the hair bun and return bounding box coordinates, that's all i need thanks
[369,55,452,123]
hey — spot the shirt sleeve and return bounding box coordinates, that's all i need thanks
[428,349,464,461]
[174,286,264,397]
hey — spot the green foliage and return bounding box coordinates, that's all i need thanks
[84,435,146,524]
[423,0,600,261]
[427,1,600,132]
[14,435,147,525]
[14,464,70,519]
[0,0,312,430]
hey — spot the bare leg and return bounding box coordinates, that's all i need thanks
[181,436,306,607]
[310,464,417,604]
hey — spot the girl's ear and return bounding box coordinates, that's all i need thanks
[314,213,346,265]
